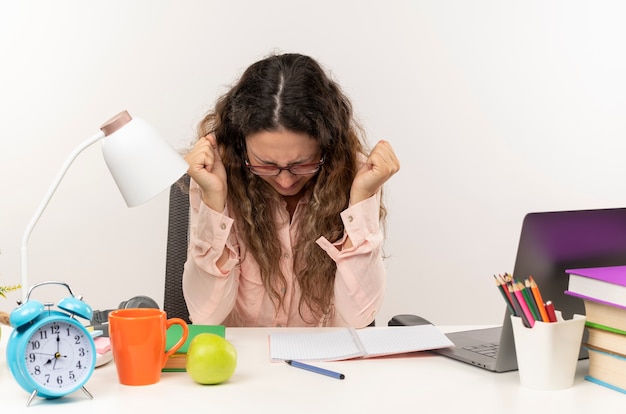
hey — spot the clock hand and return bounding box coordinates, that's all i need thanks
[52,351,68,369]
[35,351,56,365]
[33,352,56,357]
[53,333,62,369]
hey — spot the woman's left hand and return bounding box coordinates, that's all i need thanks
[350,140,400,204]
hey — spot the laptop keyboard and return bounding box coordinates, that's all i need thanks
[462,342,499,358]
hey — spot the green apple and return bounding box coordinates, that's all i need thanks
[186,333,237,385]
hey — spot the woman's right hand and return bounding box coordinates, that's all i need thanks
[185,134,228,212]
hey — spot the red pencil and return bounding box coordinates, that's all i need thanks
[544,301,558,322]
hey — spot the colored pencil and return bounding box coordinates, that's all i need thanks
[493,274,515,315]
[528,276,550,322]
[508,283,533,328]
[510,282,535,328]
[519,280,540,321]
[544,301,558,322]
[499,274,514,304]
[508,288,527,325]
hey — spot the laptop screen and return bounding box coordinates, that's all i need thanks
[511,207,626,321]
[434,207,626,372]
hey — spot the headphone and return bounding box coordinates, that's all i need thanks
[90,295,159,336]
[117,295,159,310]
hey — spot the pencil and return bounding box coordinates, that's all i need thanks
[519,280,540,321]
[499,274,515,306]
[493,274,515,315]
[544,301,558,323]
[508,283,533,328]
[528,276,550,322]
[511,282,535,328]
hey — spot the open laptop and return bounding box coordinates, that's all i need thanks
[434,207,626,372]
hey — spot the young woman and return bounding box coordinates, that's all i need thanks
[183,53,400,327]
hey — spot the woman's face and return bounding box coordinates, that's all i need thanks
[245,129,321,197]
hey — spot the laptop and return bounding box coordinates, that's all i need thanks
[434,207,626,372]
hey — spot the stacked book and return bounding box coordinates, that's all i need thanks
[565,265,626,393]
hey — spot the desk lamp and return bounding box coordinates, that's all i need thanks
[20,110,188,302]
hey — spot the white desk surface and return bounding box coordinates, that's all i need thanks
[0,325,621,413]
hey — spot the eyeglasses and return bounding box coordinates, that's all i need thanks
[245,157,325,176]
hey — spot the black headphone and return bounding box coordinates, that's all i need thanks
[90,295,160,336]
[117,295,159,310]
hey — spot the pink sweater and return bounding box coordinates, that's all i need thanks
[182,179,386,327]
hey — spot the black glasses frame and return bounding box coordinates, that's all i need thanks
[245,157,325,176]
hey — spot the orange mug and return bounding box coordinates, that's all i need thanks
[108,308,188,385]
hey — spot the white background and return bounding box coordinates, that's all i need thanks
[1,1,625,326]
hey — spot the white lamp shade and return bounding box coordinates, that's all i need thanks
[101,115,188,207]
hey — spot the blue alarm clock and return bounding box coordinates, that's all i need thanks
[6,281,97,406]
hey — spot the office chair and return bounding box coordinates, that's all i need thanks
[163,173,192,324]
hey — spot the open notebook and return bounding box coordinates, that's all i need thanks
[269,325,453,362]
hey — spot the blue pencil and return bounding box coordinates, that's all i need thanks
[285,360,345,380]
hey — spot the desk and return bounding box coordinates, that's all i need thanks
[0,325,621,413]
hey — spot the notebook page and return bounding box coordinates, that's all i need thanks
[269,329,364,361]
[356,325,454,357]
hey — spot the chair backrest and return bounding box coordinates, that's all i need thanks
[163,173,192,323]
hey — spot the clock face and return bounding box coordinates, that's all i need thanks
[23,320,94,393]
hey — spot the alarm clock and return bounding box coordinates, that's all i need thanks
[6,281,97,406]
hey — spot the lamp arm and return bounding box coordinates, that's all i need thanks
[20,131,106,302]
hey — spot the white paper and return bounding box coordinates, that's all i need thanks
[269,325,454,362]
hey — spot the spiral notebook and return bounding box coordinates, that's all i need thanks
[269,325,453,362]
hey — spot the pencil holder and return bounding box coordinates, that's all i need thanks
[510,311,586,390]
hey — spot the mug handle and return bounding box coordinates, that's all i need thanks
[162,318,189,367]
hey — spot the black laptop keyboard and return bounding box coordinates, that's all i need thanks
[462,342,499,358]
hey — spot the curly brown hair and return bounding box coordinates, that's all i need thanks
[196,53,385,323]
